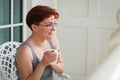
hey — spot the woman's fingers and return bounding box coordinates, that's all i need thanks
[42,50,57,65]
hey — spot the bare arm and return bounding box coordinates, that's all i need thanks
[51,52,64,74]
[50,37,64,74]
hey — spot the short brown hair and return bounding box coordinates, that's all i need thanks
[26,5,59,30]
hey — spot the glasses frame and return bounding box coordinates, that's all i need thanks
[38,23,57,28]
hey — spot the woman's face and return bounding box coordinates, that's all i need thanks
[35,15,57,39]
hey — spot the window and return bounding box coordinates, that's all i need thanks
[0,0,23,45]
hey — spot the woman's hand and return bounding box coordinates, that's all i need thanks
[41,49,57,67]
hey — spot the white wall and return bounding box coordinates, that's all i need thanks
[86,8,120,80]
[57,0,120,80]
[32,0,56,8]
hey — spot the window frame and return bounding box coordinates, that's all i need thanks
[0,0,27,43]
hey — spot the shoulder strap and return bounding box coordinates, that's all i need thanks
[22,42,35,53]
[48,39,54,49]
[22,42,40,70]
[22,42,37,61]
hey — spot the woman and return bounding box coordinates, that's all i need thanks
[16,5,64,80]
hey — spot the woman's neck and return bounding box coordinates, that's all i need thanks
[27,34,48,47]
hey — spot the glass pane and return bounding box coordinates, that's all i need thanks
[0,0,10,25]
[13,26,22,42]
[13,0,23,24]
[0,28,11,45]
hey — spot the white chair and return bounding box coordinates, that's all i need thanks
[0,41,69,80]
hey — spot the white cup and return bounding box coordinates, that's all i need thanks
[48,49,59,65]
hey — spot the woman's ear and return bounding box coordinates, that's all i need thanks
[31,24,38,31]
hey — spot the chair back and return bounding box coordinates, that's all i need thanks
[0,42,21,80]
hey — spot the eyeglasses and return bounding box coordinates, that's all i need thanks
[38,23,57,28]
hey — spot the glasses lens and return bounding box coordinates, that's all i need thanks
[49,23,57,27]
[38,23,57,28]
[54,23,57,26]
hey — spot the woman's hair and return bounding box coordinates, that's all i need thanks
[26,5,59,30]
[116,8,120,25]
[107,8,120,53]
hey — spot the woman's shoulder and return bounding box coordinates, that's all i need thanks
[16,42,33,59]
[18,42,30,51]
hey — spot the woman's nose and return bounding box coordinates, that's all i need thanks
[50,26,56,31]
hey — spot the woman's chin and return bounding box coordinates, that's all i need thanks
[47,35,53,39]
